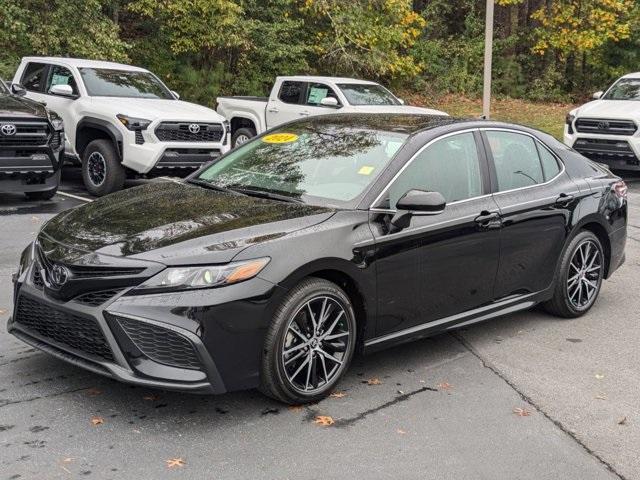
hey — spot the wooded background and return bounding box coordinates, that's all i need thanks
[1,0,638,106]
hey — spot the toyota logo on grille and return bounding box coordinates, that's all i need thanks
[0,124,17,136]
[49,264,70,287]
[597,121,610,130]
[188,124,201,134]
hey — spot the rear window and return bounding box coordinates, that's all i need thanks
[278,81,304,104]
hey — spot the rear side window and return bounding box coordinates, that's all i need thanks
[21,63,48,92]
[46,65,79,95]
[278,81,304,104]
[538,145,561,180]
[306,83,339,106]
[486,131,544,191]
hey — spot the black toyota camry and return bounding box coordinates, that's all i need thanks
[8,114,627,404]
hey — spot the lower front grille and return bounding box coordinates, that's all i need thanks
[116,316,201,370]
[573,138,639,165]
[14,296,114,361]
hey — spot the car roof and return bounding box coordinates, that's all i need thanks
[277,75,378,85]
[21,57,149,72]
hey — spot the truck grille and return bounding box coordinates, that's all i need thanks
[0,120,50,146]
[573,138,639,165]
[575,118,637,136]
[116,316,202,370]
[155,122,223,142]
[14,296,114,362]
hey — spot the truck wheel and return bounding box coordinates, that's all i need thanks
[82,139,125,196]
[232,127,256,148]
[25,186,58,201]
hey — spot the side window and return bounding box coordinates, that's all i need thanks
[538,144,561,181]
[385,132,483,208]
[46,65,78,95]
[21,63,48,92]
[486,131,544,191]
[278,81,304,104]
[306,83,339,106]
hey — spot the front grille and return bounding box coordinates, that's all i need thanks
[155,122,223,142]
[575,118,637,136]
[0,120,50,145]
[73,289,123,307]
[117,316,201,370]
[66,265,145,279]
[573,138,639,165]
[14,296,114,361]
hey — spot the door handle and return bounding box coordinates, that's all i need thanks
[299,111,310,116]
[267,108,279,113]
[474,211,502,229]
[555,193,574,206]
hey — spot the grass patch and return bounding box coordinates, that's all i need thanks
[402,93,577,140]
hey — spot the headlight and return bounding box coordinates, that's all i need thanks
[134,257,270,293]
[565,113,575,125]
[48,111,64,130]
[117,114,152,131]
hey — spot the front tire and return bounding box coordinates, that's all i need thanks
[544,230,605,318]
[232,127,256,148]
[82,139,125,196]
[260,278,357,404]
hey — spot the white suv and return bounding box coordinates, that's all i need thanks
[564,72,640,172]
[12,57,230,195]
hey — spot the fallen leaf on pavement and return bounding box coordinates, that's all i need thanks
[437,382,453,390]
[595,394,607,400]
[288,405,303,412]
[617,416,627,425]
[314,415,335,426]
[367,378,382,385]
[330,391,346,398]
[90,416,104,426]
[31,216,40,223]
[396,429,407,435]
[595,374,605,380]
[166,458,185,468]
[143,394,160,401]
[62,458,73,463]
[85,388,103,397]
[513,408,531,417]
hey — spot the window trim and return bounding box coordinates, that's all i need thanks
[277,80,306,105]
[480,127,565,197]
[369,128,489,212]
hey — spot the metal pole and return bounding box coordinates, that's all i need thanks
[482,0,494,119]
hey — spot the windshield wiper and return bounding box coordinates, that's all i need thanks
[227,186,304,204]
[186,178,246,195]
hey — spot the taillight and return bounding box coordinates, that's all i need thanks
[612,180,627,198]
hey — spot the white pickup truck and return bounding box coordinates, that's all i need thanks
[216,76,447,146]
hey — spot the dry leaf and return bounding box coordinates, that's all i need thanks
[166,458,185,468]
[367,378,382,385]
[595,374,605,380]
[330,391,346,398]
[85,388,103,397]
[513,407,531,417]
[62,458,73,463]
[143,394,160,401]
[617,416,627,425]
[314,415,335,426]
[437,382,453,390]
[90,416,104,426]
[31,216,40,223]
[396,428,407,435]
[288,405,303,412]
[595,394,607,400]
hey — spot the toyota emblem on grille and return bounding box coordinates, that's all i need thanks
[188,124,201,134]
[0,124,17,136]
[597,121,610,130]
[50,264,70,287]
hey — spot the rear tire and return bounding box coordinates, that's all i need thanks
[82,139,125,196]
[543,230,605,318]
[260,278,357,404]
[232,127,256,148]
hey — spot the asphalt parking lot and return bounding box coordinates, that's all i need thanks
[1,169,639,480]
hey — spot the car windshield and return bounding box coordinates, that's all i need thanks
[603,79,640,101]
[195,120,408,207]
[337,83,401,106]
[79,68,174,99]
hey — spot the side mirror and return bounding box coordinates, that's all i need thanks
[49,84,75,98]
[390,190,446,231]
[11,83,26,96]
[320,97,340,108]
[592,91,603,100]
[398,98,405,105]
[171,90,180,99]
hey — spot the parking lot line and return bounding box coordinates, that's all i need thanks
[56,190,93,203]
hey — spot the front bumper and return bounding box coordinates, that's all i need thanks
[564,128,640,171]
[8,259,281,394]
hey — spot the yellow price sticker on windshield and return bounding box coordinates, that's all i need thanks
[263,133,299,144]
[358,166,375,175]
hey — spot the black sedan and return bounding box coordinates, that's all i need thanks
[8,114,627,404]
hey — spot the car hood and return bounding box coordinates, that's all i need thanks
[574,100,640,119]
[87,97,225,122]
[0,94,47,118]
[40,181,334,265]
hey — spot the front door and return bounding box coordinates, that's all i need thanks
[371,131,502,337]
[42,64,80,153]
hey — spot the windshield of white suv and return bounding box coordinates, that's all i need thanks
[603,78,640,101]
[337,84,401,106]
[194,118,409,207]
[79,68,174,99]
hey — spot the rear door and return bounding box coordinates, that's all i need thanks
[482,128,579,299]
[265,80,306,129]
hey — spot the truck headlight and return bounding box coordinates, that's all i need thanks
[117,114,152,131]
[133,257,270,293]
